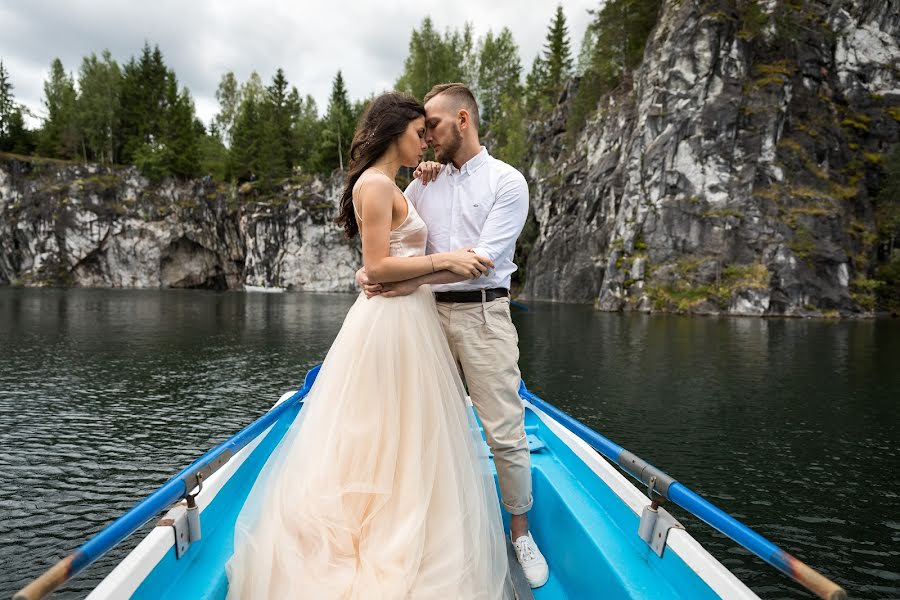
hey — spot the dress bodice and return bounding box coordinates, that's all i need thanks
[354,192,428,258]
[388,194,428,257]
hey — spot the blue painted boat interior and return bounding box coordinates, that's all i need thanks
[132,401,722,599]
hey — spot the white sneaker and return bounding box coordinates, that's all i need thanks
[512,532,549,588]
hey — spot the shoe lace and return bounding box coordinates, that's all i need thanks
[515,538,536,562]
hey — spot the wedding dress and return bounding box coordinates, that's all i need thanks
[226,192,511,599]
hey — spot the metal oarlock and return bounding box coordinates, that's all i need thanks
[638,475,684,557]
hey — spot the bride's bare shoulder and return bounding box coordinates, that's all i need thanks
[354,169,393,190]
[353,170,396,218]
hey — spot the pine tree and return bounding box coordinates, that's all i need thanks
[38,58,80,158]
[228,92,262,182]
[525,5,573,114]
[0,61,17,148]
[263,68,295,178]
[118,43,168,163]
[317,70,354,173]
[160,72,200,178]
[543,5,573,99]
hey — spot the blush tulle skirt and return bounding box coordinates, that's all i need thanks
[226,286,512,599]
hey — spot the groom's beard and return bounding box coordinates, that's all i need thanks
[435,124,463,165]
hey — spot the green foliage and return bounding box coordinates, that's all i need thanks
[213,72,241,147]
[315,70,354,174]
[37,58,80,158]
[292,95,321,173]
[159,75,201,179]
[874,145,900,311]
[0,61,13,140]
[118,43,169,164]
[198,133,228,181]
[736,1,769,41]
[646,260,770,312]
[512,205,539,288]
[875,255,900,314]
[568,0,662,142]
[790,226,816,263]
[228,86,265,182]
[526,5,573,114]
[395,18,475,100]
[477,28,522,130]
[491,94,527,168]
[76,50,122,164]
[0,61,36,154]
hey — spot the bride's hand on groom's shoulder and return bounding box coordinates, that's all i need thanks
[414,161,443,185]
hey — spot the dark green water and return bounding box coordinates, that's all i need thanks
[0,288,897,599]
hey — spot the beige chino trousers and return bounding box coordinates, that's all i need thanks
[435,295,533,515]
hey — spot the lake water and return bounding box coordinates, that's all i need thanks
[1,288,897,598]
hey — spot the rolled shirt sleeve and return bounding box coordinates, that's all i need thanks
[471,169,529,263]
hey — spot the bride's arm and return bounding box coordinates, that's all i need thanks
[358,268,470,298]
[357,178,493,284]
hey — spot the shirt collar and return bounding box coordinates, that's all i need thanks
[447,146,488,176]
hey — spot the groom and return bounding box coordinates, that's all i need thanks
[357,82,548,588]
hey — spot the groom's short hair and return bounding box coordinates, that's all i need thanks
[424,83,479,130]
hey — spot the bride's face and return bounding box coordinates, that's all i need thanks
[394,116,427,168]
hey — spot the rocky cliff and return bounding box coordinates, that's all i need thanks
[0,156,360,291]
[524,0,900,316]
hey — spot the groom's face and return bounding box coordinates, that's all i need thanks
[424,96,463,165]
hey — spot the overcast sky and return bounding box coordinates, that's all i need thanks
[0,0,599,128]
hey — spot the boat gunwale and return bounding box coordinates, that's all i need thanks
[523,397,760,599]
[86,390,297,599]
[92,387,760,600]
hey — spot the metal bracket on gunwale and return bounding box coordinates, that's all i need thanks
[158,449,235,559]
[156,504,195,559]
[638,503,685,557]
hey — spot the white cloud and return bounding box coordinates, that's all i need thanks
[0,0,598,126]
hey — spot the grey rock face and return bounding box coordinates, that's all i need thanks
[0,158,360,291]
[523,0,900,316]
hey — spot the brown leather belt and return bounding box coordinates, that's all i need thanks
[433,288,510,303]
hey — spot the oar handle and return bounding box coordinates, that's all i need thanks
[789,554,848,600]
[11,555,75,600]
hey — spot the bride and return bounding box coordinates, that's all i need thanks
[225,92,512,599]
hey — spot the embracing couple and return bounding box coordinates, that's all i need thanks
[226,83,548,599]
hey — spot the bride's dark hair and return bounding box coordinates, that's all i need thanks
[335,92,426,239]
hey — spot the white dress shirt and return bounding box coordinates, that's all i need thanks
[404,147,529,292]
